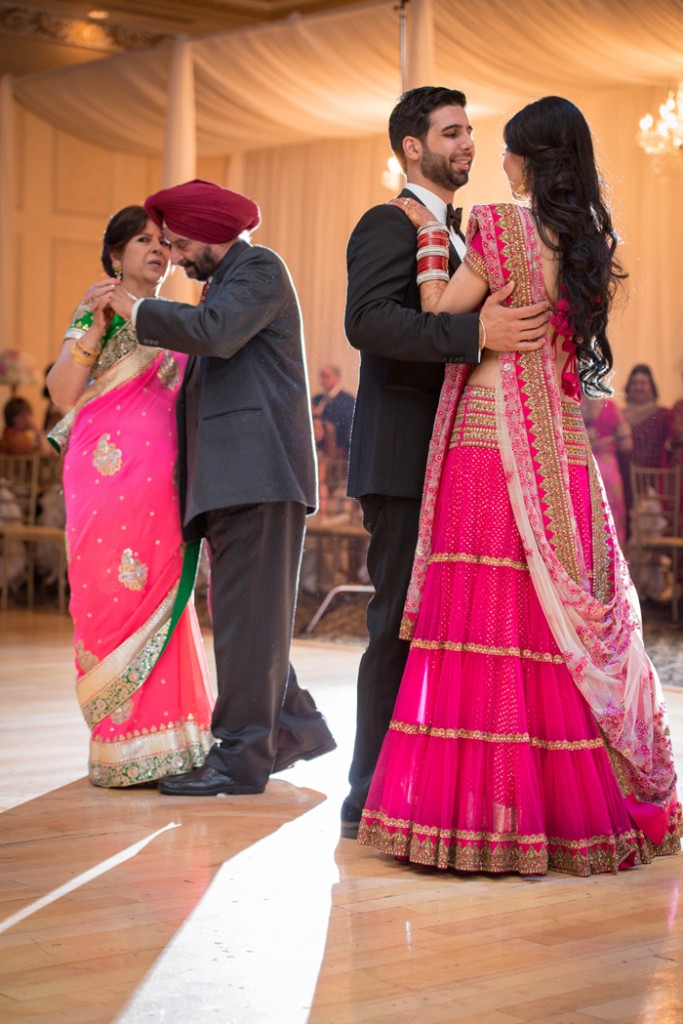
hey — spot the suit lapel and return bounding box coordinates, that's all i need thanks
[401,188,461,277]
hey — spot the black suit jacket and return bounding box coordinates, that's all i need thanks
[136,240,317,542]
[345,188,480,501]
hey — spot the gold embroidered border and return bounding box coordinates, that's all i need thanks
[410,638,565,663]
[428,552,529,572]
[496,205,533,306]
[518,353,582,582]
[359,805,681,876]
[77,584,178,729]
[358,818,647,876]
[49,343,161,454]
[464,247,488,282]
[588,454,614,605]
[90,719,213,787]
[388,719,605,750]
[362,808,632,847]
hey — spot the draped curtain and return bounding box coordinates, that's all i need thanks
[4,0,683,400]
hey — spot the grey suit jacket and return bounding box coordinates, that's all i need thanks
[136,240,317,542]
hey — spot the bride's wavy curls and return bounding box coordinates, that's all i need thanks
[504,96,626,396]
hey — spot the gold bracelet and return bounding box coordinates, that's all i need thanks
[478,317,487,351]
[71,341,98,367]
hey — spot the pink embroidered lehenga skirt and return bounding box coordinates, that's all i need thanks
[61,351,215,787]
[358,386,681,875]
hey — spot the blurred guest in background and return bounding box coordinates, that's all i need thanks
[581,394,632,548]
[665,369,683,473]
[312,364,355,456]
[622,364,670,523]
[0,396,52,455]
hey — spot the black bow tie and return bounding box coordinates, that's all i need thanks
[445,203,463,234]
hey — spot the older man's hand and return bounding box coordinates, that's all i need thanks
[107,283,136,321]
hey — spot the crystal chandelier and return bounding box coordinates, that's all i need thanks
[637,84,683,166]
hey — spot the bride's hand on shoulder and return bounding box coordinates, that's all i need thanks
[387,196,438,230]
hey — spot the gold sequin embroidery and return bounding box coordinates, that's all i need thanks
[429,552,529,572]
[389,719,604,750]
[93,433,123,476]
[76,639,99,673]
[410,638,565,663]
[118,549,148,591]
[110,698,134,724]
[157,353,181,390]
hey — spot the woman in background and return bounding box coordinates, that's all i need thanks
[47,206,214,788]
[580,394,632,547]
[622,364,670,523]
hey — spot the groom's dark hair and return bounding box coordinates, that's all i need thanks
[389,86,467,170]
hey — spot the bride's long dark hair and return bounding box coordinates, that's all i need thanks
[503,96,625,396]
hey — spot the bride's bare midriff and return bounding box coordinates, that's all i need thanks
[466,329,577,403]
[466,228,577,401]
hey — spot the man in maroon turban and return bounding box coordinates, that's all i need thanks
[144,178,261,245]
[109,179,335,796]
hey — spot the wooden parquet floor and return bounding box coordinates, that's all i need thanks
[1,609,682,1024]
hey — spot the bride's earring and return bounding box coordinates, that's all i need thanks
[517,163,530,200]
[112,261,122,280]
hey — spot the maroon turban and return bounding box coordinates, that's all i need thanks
[144,178,261,243]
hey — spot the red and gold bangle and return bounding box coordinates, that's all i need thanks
[417,223,449,285]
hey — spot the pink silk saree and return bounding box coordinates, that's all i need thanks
[359,204,681,873]
[51,311,214,786]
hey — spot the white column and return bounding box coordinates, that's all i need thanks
[161,37,198,302]
[406,0,435,89]
[0,75,15,352]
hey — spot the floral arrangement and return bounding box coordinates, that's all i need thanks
[0,348,39,393]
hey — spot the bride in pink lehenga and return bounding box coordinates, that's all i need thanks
[358,97,681,875]
[47,207,214,787]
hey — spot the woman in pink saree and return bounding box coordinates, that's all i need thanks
[48,207,214,787]
[580,396,632,548]
[358,97,681,875]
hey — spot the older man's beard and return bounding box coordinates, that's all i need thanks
[420,147,470,191]
[179,245,220,282]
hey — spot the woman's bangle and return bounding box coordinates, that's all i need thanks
[478,317,487,351]
[417,223,449,286]
[71,340,99,366]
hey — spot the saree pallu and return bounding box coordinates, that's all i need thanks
[51,323,214,786]
[360,203,681,874]
[359,388,681,874]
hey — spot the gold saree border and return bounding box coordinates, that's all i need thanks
[49,343,162,455]
[89,718,213,787]
[77,584,178,729]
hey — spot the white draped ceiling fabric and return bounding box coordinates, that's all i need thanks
[5,0,683,397]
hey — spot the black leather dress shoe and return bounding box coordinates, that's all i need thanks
[340,796,363,839]
[272,716,337,773]
[158,765,265,796]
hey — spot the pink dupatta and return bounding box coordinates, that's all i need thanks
[402,203,678,821]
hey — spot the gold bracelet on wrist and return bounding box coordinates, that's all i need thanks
[71,340,99,366]
[478,317,487,352]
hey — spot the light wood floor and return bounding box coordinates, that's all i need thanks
[1,609,682,1024]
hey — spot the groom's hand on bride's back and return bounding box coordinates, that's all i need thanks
[480,281,549,352]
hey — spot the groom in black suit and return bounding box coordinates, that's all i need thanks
[341,87,549,836]
[109,179,335,795]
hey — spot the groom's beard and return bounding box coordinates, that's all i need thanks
[420,147,471,191]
